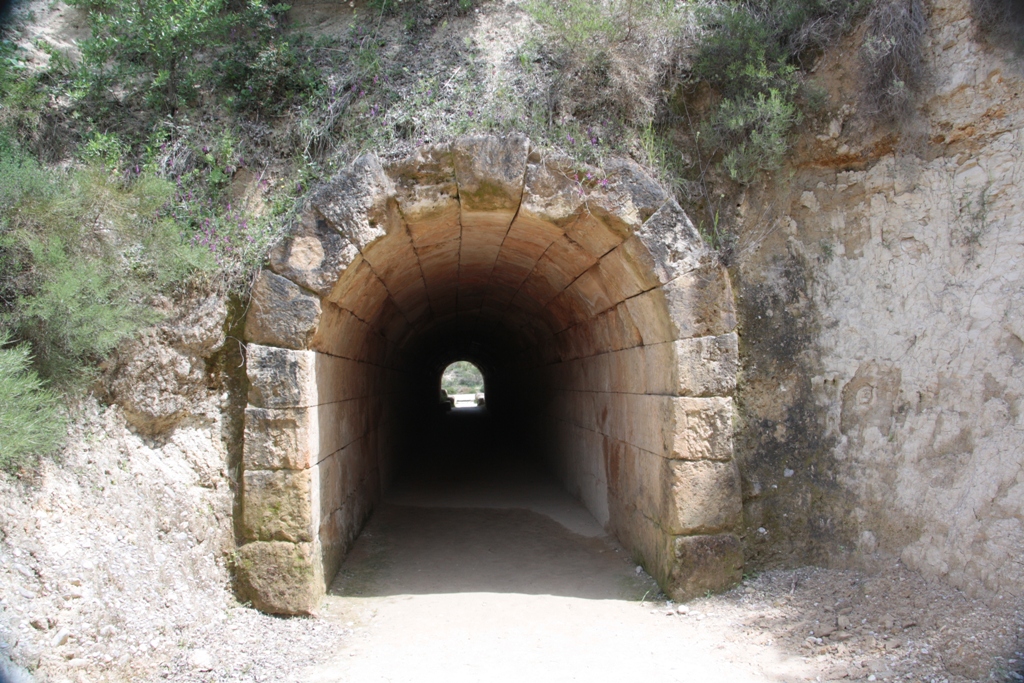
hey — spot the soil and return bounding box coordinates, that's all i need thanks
[299,470,1024,683]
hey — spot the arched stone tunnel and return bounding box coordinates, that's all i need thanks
[236,134,743,614]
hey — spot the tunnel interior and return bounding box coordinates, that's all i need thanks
[395,321,543,482]
[238,135,744,614]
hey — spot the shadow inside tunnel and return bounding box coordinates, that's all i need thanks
[328,503,652,601]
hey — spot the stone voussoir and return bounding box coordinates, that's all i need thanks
[452,134,530,214]
[312,153,397,250]
[634,199,706,286]
[268,211,360,297]
[245,270,322,350]
[235,541,321,615]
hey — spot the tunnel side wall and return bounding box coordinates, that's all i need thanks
[237,136,745,613]
[539,262,745,599]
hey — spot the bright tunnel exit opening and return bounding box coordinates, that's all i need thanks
[440,360,486,409]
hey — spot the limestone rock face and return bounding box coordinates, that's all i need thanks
[732,0,1024,599]
[245,270,322,350]
[161,294,228,357]
[109,338,206,434]
[107,294,227,435]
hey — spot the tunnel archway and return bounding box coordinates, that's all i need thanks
[236,135,742,614]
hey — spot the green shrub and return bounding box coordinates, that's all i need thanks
[11,237,159,385]
[69,0,230,113]
[0,334,67,473]
[0,140,214,387]
[215,3,323,115]
[691,0,863,183]
[709,88,801,183]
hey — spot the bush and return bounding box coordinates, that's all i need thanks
[69,0,229,114]
[714,89,801,183]
[0,334,67,473]
[0,139,214,388]
[971,0,1024,54]
[861,0,926,121]
[691,0,863,183]
[215,4,323,115]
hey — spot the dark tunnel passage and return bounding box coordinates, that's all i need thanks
[237,135,743,614]
[392,321,548,484]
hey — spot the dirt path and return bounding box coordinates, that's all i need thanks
[297,472,819,683]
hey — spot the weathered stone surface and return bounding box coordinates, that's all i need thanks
[667,460,742,534]
[246,344,318,409]
[312,154,397,249]
[587,157,671,233]
[452,134,529,218]
[662,263,737,339]
[245,270,322,350]
[108,333,207,435]
[671,397,734,461]
[269,211,360,297]
[243,468,314,542]
[839,360,901,436]
[386,144,461,244]
[675,333,738,397]
[243,407,318,471]
[666,534,743,601]
[235,541,320,615]
[160,293,228,357]
[519,153,592,227]
[108,294,228,434]
[633,199,706,285]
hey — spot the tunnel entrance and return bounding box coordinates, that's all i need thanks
[236,135,743,614]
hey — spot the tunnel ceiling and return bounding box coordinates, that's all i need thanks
[256,134,713,367]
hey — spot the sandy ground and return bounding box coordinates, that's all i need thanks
[286,466,1024,683]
